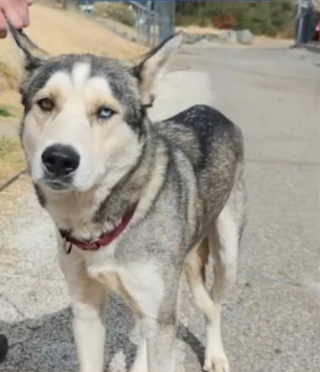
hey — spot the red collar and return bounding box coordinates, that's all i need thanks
[59,204,137,253]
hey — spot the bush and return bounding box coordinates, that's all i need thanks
[176,0,295,37]
[0,106,12,118]
[93,3,136,27]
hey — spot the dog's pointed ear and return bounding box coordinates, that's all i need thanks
[133,32,183,107]
[9,24,49,72]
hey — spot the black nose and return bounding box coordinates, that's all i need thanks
[42,145,80,177]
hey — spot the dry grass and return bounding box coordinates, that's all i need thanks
[0,137,28,218]
[0,61,19,91]
[0,172,30,224]
[176,25,222,35]
[0,137,27,217]
[0,2,142,114]
[93,2,136,27]
[0,138,25,182]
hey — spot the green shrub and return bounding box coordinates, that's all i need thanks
[93,3,136,27]
[176,0,295,37]
[0,106,12,118]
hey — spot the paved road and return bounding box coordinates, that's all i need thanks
[0,43,319,372]
[176,43,320,372]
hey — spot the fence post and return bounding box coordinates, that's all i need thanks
[296,0,314,45]
[146,1,152,45]
[154,1,175,43]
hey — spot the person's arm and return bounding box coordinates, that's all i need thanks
[0,0,33,38]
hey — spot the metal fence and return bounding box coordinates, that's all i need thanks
[153,1,175,43]
[77,0,175,46]
[130,1,175,46]
[129,1,157,46]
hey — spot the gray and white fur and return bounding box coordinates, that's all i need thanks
[11,26,246,372]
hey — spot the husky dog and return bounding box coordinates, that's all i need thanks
[10,27,246,372]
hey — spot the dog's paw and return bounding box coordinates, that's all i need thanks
[203,353,230,372]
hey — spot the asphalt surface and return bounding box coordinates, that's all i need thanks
[0,43,319,372]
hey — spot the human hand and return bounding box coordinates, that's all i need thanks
[0,0,33,38]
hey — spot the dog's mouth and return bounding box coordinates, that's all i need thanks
[41,174,74,191]
[46,181,71,191]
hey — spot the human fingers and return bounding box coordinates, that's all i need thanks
[0,10,8,38]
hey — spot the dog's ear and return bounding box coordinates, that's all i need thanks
[9,24,49,72]
[134,32,183,107]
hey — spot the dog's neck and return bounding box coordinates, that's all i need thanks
[36,124,168,242]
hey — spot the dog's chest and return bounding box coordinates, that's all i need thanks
[80,245,140,314]
[82,245,164,319]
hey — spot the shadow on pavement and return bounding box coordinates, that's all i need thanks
[0,295,204,371]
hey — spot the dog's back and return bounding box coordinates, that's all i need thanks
[154,104,244,234]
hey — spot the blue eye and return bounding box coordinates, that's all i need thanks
[97,107,114,120]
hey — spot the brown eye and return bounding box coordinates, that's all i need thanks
[37,98,54,112]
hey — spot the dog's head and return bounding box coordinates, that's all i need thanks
[11,27,182,192]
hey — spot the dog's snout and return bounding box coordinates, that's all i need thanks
[42,145,80,177]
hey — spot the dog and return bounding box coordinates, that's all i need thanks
[10,27,246,372]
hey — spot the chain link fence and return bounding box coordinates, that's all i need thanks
[77,1,175,46]
[118,1,175,46]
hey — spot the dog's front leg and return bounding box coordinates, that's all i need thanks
[121,261,180,372]
[146,318,177,372]
[130,336,148,372]
[58,249,107,372]
[132,319,177,372]
[73,293,106,372]
[131,308,177,372]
